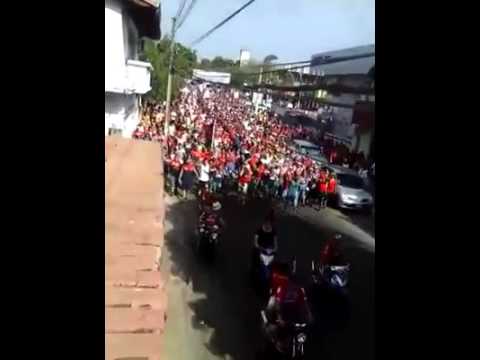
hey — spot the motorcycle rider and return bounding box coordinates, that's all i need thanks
[252,219,278,268]
[198,182,214,211]
[316,233,349,287]
[319,233,345,267]
[198,200,226,232]
[263,276,313,348]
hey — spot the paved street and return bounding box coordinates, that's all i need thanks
[160,194,374,360]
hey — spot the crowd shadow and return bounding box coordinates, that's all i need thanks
[332,208,375,238]
[163,194,375,360]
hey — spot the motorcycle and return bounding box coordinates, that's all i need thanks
[252,247,276,293]
[260,308,309,359]
[196,222,220,263]
[311,260,350,296]
[310,261,351,333]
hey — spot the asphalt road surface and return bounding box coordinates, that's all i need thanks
[160,193,374,360]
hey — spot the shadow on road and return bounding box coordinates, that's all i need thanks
[162,195,375,360]
[331,208,375,238]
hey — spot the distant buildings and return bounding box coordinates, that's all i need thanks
[310,44,375,77]
[239,49,251,67]
[310,44,375,158]
[105,0,161,138]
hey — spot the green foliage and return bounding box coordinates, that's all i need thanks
[142,39,276,95]
[141,37,197,101]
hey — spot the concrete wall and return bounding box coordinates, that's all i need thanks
[352,129,373,158]
[105,93,139,138]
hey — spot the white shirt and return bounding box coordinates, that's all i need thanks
[199,163,210,182]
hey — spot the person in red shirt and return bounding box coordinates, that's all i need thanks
[191,145,203,162]
[330,149,337,164]
[327,173,337,205]
[263,279,313,346]
[317,172,329,209]
[178,157,198,199]
[238,163,252,204]
[165,154,182,196]
[319,234,344,267]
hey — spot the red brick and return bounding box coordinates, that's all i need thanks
[106,253,158,271]
[106,286,167,311]
[106,138,166,359]
[106,265,137,288]
[136,270,164,289]
[106,308,166,333]
[106,243,158,258]
[106,334,163,360]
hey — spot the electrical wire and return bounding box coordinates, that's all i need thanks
[176,0,199,31]
[190,0,256,46]
[175,0,188,20]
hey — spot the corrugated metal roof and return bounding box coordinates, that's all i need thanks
[311,44,375,76]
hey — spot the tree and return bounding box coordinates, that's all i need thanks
[200,58,211,67]
[208,56,235,70]
[141,37,197,101]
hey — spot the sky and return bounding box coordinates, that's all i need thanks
[161,0,375,63]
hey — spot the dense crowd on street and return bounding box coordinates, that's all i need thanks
[133,82,372,209]
[131,82,368,353]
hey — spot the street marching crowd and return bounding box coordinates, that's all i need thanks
[132,82,363,350]
[133,83,372,210]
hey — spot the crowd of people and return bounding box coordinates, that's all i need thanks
[133,82,371,210]
[132,82,358,351]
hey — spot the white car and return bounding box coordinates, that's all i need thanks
[327,165,374,212]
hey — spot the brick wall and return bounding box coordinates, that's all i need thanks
[105,136,167,360]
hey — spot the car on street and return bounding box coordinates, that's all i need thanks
[291,139,329,166]
[327,165,374,212]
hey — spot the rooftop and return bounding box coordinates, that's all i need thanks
[311,44,375,76]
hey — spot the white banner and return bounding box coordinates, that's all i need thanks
[193,69,231,84]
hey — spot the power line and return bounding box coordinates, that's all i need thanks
[175,0,188,20]
[176,0,199,31]
[191,0,256,47]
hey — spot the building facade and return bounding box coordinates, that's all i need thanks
[105,0,161,137]
[310,44,375,157]
[239,49,251,67]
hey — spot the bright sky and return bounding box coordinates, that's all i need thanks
[161,0,375,63]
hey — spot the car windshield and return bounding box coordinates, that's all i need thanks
[337,174,364,189]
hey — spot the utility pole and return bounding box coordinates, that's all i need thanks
[258,66,263,85]
[164,17,177,147]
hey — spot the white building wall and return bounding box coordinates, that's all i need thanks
[105,0,151,138]
[105,93,139,138]
[105,0,126,92]
[239,49,251,67]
